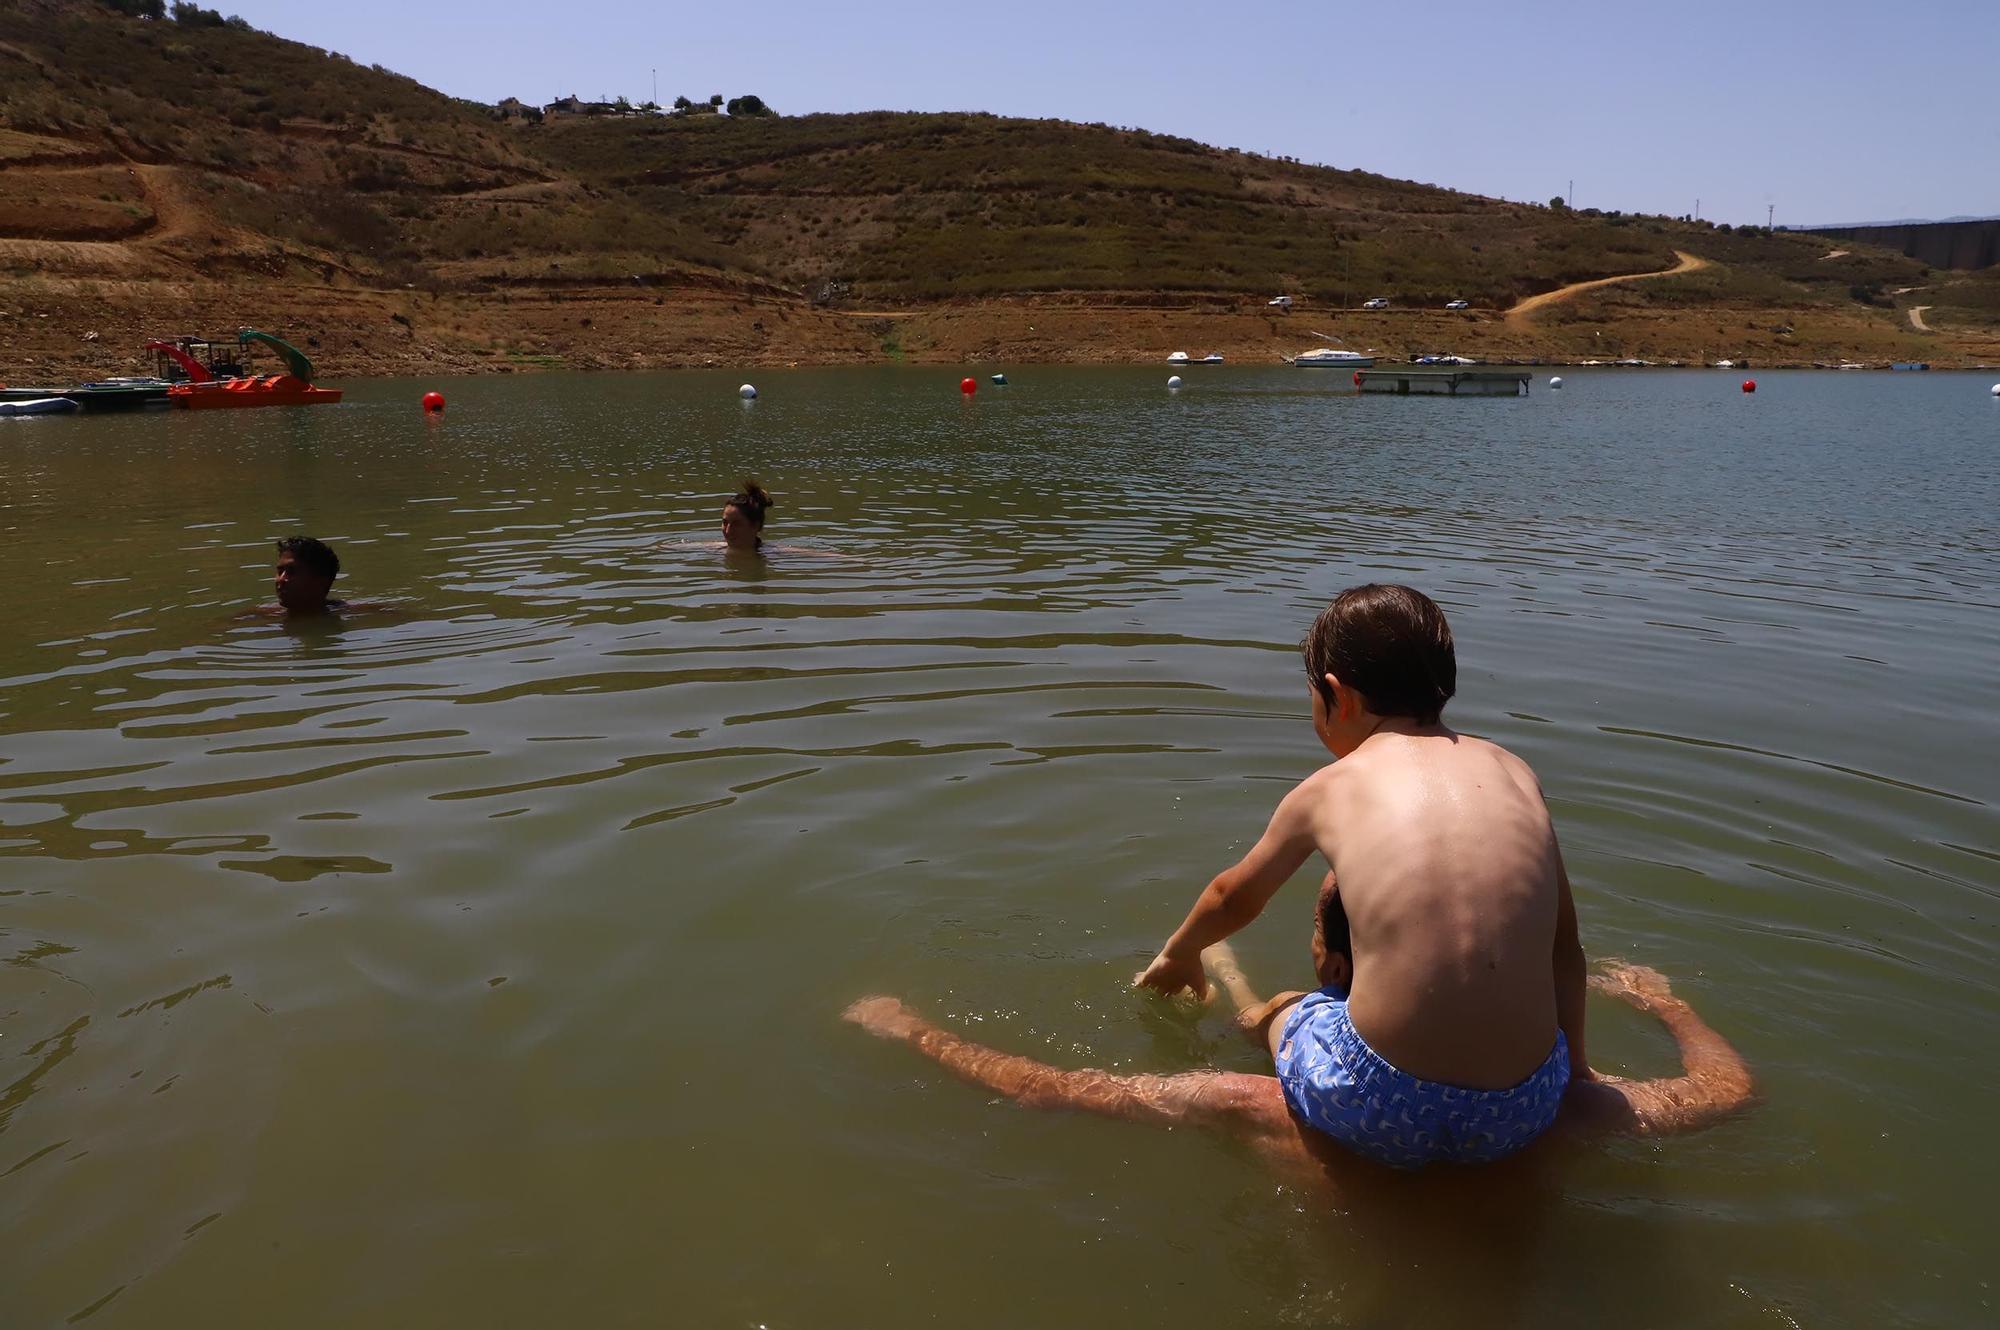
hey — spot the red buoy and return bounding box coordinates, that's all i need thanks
[422,390,446,414]
[1741,379,1756,394]
[960,377,977,395]
[1353,370,1363,387]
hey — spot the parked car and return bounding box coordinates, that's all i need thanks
[1361,297,1390,310]
[1444,299,1470,310]
[1267,295,1293,309]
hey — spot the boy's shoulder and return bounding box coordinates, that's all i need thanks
[1458,732,1546,798]
[1279,761,1347,820]
[1346,730,1544,790]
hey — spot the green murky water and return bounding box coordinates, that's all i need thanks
[2,367,1995,1327]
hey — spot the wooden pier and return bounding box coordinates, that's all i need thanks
[1356,368,1531,396]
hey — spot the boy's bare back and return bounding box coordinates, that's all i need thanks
[1304,728,1566,1089]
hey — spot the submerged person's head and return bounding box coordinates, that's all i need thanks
[721,480,772,550]
[274,536,340,613]
[1313,876,1353,991]
[1301,583,1456,755]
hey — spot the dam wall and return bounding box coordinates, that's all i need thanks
[1802,218,2000,271]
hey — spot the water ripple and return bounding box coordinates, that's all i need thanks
[0,367,1995,1327]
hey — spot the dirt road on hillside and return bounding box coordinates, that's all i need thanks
[132,164,200,245]
[1908,306,1933,332]
[1506,250,1710,324]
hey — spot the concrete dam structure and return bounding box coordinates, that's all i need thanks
[1803,218,2000,271]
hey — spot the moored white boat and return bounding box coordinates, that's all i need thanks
[1292,347,1374,368]
[0,397,80,416]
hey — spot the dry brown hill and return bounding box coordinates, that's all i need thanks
[3,0,1996,377]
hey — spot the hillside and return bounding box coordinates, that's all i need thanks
[3,0,1997,378]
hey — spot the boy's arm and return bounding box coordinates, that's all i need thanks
[1552,843,1589,1077]
[1134,780,1321,999]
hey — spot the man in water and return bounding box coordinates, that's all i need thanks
[845,881,1752,1190]
[271,536,345,615]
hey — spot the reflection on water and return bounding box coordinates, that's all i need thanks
[1,367,1995,1327]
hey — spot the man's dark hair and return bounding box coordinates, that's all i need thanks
[1317,877,1351,966]
[1301,584,1455,724]
[277,536,339,579]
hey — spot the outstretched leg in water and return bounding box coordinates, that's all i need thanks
[1562,961,1756,1135]
[842,955,1752,1160]
[839,994,1291,1137]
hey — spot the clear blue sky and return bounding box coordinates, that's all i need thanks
[232,0,1995,227]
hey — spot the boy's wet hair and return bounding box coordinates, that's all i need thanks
[1317,877,1352,965]
[728,480,773,526]
[276,536,339,580]
[1302,584,1455,724]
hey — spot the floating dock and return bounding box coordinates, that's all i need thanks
[1356,368,1531,396]
[0,383,172,411]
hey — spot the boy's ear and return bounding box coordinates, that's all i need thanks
[1324,673,1351,719]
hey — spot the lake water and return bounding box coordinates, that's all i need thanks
[2,367,1995,1327]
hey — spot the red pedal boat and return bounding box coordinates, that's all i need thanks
[169,373,342,408]
[166,328,342,409]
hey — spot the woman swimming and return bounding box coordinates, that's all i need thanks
[720,480,773,552]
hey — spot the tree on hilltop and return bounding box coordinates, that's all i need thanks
[727,94,776,117]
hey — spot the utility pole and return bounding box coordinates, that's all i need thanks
[1695,197,1700,221]
[652,69,657,106]
[1767,203,1775,229]
[1568,179,1574,208]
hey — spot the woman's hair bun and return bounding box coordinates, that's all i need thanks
[731,480,772,521]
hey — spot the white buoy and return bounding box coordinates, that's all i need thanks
[1167,375,1183,389]
[738,383,757,399]
[991,373,1008,386]
[1990,383,2000,397]
[1549,375,1564,389]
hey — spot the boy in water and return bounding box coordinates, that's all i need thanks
[1134,584,1587,1168]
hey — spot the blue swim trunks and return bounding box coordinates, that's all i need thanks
[1274,986,1569,1170]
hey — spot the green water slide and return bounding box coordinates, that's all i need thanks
[238,328,316,383]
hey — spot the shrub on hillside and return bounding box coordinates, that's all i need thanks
[169,3,241,27]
